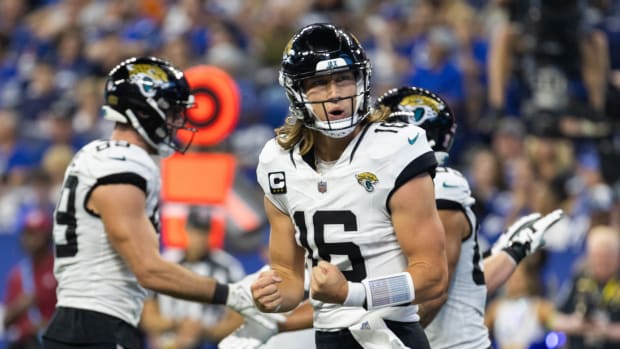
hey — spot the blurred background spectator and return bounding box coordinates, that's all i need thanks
[485,256,556,349]
[0,1,617,349]
[551,225,620,349]
[2,209,55,349]
[140,206,245,349]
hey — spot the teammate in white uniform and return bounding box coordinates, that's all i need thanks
[42,56,282,349]
[377,86,563,349]
[250,24,448,349]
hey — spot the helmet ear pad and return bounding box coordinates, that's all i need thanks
[279,23,372,138]
[376,86,457,153]
[103,56,194,156]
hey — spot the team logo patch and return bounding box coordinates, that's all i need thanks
[127,63,169,98]
[268,171,287,194]
[355,172,378,192]
[398,94,444,124]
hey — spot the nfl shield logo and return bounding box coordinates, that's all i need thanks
[317,180,327,193]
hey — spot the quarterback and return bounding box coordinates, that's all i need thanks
[250,23,448,349]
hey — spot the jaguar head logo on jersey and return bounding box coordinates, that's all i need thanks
[355,172,378,192]
[268,171,287,194]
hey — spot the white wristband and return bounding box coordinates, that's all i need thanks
[342,273,416,310]
[362,272,415,310]
[343,281,366,307]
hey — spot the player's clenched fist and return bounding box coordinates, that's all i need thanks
[311,260,349,304]
[250,270,283,312]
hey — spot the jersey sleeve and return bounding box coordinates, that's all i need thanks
[83,142,159,197]
[69,141,160,223]
[256,138,288,213]
[367,123,437,207]
[434,167,475,211]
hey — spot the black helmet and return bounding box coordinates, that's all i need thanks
[279,23,371,138]
[102,56,195,157]
[376,86,456,154]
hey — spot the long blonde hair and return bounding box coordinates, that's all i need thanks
[275,106,392,155]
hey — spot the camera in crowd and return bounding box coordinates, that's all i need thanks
[507,0,613,139]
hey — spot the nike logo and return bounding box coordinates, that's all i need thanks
[109,156,126,161]
[408,133,419,145]
[442,182,459,189]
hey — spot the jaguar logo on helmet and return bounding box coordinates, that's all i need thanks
[399,95,442,124]
[127,64,169,98]
[355,172,378,192]
[376,86,457,161]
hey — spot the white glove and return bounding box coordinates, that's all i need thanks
[348,308,410,349]
[491,212,542,255]
[492,209,564,263]
[218,335,263,349]
[218,317,278,349]
[226,269,286,330]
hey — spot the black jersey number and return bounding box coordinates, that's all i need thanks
[55,175,79,258]
[472,228,485,285]
[293,210,367,282]
[374,122,408,133]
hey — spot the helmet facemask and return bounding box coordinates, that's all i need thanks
[279,23,372,139]
[283,62,371,139]
[158,95,196,156]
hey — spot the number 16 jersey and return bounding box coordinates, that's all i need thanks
[256,122,437,330]
[52,140,161,327]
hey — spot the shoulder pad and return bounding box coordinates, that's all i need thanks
[365,122,432,161]
[434,167,474,207]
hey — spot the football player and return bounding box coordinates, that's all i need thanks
[377,86,563,348]
[42,56,282,349]
[219,87,563,349]
[250,23,448,349]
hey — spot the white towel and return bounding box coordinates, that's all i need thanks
[348,308,410,349]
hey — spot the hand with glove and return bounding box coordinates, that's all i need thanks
[225,268,286,332]
[218,318,278,349]
[491,209,564,264]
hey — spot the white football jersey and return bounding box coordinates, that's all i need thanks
[424,166,490,349]
[53,140,161,327]
[257,122,437,330]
